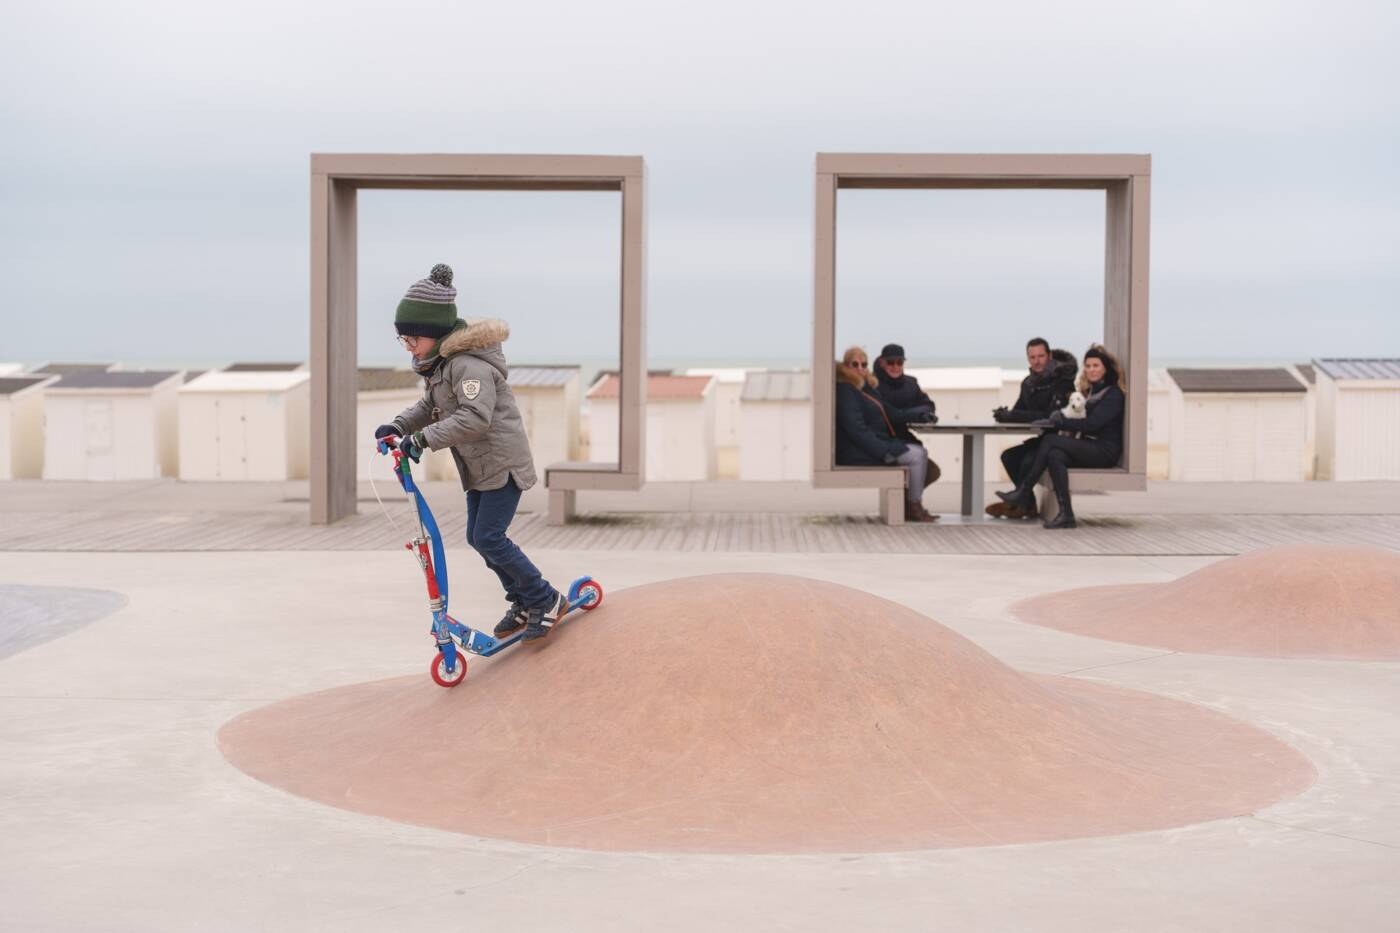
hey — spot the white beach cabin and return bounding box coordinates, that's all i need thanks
[43,371,182,480]
[1314,358,1400,481]
[1290,363,1320,480]
[510,366,582,477]
[684,368,749,479]
[0,375,57,480]
[589,374,715,481]
[739,370,811,481]
[178,370,310,481]
[1146,368,1172,480]
[908,367,1006,482]
[1166,368,1307,482]
[355,368,455,483]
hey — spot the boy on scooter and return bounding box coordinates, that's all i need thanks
[374,263,568,641]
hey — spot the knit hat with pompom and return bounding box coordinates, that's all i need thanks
[394,264,458,338]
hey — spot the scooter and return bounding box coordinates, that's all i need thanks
[376,435,603,687]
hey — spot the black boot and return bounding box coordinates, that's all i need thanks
[1043,457,1075,528]
[995,485,1036,512]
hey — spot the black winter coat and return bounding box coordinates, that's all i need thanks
[999,349,1079,423]
[1059,382,1125,454]
[835,381,908,466]
[875,368,936,443]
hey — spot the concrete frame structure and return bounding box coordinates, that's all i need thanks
[812,153,1151,524]
[310,154,647,524]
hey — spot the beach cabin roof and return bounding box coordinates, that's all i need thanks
[0,375,57,398]
[685,367,750,385]
[34,362,116,376]
[357,368,421,392]
[510,366,579,388]
[49,371,181,392]
[741,370,811,402]
[588,374,711,400]
[1313,358,1400,381]
[1167,368,1304,394]
[223,362,305,372]
[182,371,309,393]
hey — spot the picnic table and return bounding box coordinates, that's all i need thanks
[907,421,1044,519]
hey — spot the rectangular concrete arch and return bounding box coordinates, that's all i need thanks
[310,154,647,525]
[812,153,1151,523]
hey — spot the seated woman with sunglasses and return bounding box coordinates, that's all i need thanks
[834,346,936,522]
[994,344,1126,529]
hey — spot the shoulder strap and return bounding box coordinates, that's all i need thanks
[861,390,898,437]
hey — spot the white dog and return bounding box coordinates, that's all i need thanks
[1061,392,1086,419]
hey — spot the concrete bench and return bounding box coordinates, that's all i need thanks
[811,465,909,526]
[544,461,642,525]
[1034,467,1145,521]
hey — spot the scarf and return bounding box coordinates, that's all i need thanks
[410,318,467,375]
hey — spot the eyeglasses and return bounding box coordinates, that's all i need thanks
[397,335,417,349]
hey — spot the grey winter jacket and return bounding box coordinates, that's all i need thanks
[391,318,538,492]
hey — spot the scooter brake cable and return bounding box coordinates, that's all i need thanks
[367,448,409,542]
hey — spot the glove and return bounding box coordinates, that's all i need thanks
[374,424,401,455]
[992,406,1009,423]
[1048,410,1066,427]
[399,431,426,463]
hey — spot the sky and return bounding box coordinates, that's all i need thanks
[1,0,1396,369]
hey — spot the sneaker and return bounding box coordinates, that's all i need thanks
[493,602,527,638]
[522,591,569,642]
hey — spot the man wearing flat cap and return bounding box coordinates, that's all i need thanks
[874,343,936,443]
[874,343,942,489]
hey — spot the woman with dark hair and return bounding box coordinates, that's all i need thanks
[993,344,1126,529]
[835,346,936,522]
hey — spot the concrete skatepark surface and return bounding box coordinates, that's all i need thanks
[1012,545,1400,660]
[220,573,1313,852]
[2,548,1397,931]
[0,584,126,659]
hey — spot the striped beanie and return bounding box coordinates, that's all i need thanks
[394,264,458,338]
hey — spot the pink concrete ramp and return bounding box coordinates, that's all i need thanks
[1013,546,1400,661]
[220,574,1312,853]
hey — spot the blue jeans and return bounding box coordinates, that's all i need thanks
[465,479,555,608]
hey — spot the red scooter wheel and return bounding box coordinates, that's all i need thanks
[430,649,467,688]
[577,580,604,610]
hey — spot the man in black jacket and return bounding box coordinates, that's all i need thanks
[988,338,1077,517]
[874,342,942,490]
[874,343,935,442]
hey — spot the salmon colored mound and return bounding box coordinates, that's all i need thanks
[1013,546,1400,661]
[220,574,1313,853]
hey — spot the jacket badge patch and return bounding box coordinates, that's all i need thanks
[462,379,481,400]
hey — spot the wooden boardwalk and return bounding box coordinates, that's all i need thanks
[6,505,1399,556]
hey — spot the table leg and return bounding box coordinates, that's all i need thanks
[960,434,974,516]
[968,431,991,512]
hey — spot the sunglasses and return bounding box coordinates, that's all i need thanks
[850,361,868,369]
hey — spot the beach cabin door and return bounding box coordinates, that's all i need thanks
[83,400,115,480]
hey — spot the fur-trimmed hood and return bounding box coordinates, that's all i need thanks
[440,317,510,356]
[440,317,510,378]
